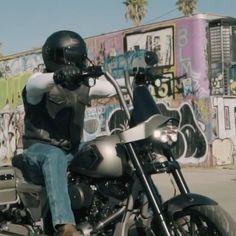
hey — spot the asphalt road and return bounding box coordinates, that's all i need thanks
[153,166,236,221]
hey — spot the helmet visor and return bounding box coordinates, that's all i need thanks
[52,45,87,69]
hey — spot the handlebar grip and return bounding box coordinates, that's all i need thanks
[86,65,104,78]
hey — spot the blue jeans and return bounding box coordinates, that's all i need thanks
[22,143,75,228]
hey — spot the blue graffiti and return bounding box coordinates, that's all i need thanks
[103,49,148,78]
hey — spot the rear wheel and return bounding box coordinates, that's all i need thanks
[171,205,236,235]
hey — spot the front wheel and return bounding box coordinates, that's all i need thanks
[170,205,236,235]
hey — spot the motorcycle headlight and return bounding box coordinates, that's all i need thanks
[153,120,178,145]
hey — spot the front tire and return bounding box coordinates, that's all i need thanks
[171,205,236,235]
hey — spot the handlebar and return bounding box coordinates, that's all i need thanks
[80,66,104,79]
[130,67,187,84]
[78,66,104,87]
[80,64,186,122]
[78,66,131,120]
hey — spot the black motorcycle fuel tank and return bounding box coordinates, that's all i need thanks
[70,134,127,178]
[130,85,161,127]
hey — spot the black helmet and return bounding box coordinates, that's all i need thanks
[42,30,87,72]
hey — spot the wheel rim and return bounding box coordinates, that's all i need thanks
[173,209,221,236]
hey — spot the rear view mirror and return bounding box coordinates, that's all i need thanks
[144,51,158,66]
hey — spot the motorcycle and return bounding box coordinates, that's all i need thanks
[1,51,236,236]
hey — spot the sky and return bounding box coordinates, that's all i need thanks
[1,0,236,56]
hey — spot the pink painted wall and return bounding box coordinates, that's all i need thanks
[175,16,209,98]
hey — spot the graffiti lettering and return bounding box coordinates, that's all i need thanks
[154,76,183,98]
[157,102,208,164]
[192,72,209,97]
[104,50,147,78]
[0,108,24,165]
[178,28,192,75]
[0,73,30,109]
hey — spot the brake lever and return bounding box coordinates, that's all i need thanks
[78,66,104,87]
[86,65,104,78]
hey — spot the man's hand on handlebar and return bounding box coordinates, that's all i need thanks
[53,65,104,90]
[53,65,81,90]
[86,65,104,78]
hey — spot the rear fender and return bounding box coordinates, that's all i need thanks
[163,193,218,217]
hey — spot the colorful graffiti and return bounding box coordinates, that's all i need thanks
[0,106,24,165]
[0,73,30,110]
[175,18,209,98]
[1,14,236,167]
[125,26,174,67]
[211,96,236,165]
[157,102,208,163]
[86,31,124,65]
[0,51,43,78]
[83,100,209,165]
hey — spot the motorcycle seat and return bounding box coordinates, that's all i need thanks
[12,154,43,193]
[12,154,25,171]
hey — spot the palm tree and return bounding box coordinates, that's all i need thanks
[176,0,198,16]
[123,0,148,27]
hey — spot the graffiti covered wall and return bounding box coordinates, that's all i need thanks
[0,14,235,167]
[0,50,44,165]
[86,31,124,65]
[175,17,209,98]
[209,18,236,166]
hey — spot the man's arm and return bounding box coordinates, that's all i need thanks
[89,75,126,99]
[26,72,126,102]
[26,72,55,105]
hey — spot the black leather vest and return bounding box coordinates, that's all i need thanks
[22,84,90,153]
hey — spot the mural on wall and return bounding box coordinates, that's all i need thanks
[0,52,45,165]
[0,51,209,166]
[209,19,236,165]
[175,18,209,99]
[1,14,236,167]
[211,97,236,165]
[0,20,212,167]
[83,99,209,165]
[211,73,224,95]
[209,20,236,96]
[230,65,236,95]
[0,51,43,78]
[124,25,196,101]
[0,106,24,165]
[157,101,208,164]
[125,26,174,67]
[0,73,30,110]
[151,73,186,100]
[0,72,31,165]
[83,104,128,142]
[103,49,148,78]
[86,32,124,65]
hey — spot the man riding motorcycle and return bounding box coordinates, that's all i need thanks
[20,30,117,236]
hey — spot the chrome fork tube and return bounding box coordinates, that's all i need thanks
[127,143,172,236]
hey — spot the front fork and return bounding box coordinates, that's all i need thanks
[162,146,190,195]
[126,143,173,236]
[126,143,191,236]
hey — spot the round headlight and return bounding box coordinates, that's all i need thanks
[153,129,162,139]
[153,120,178,145]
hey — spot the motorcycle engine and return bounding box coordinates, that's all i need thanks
[96,179,128,201]
[68,177,129,225]
[68,182,94,210]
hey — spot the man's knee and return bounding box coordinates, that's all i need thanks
[25,143,67,166]
[43,145,67,166]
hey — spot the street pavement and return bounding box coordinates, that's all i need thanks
[153,166,236,221]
